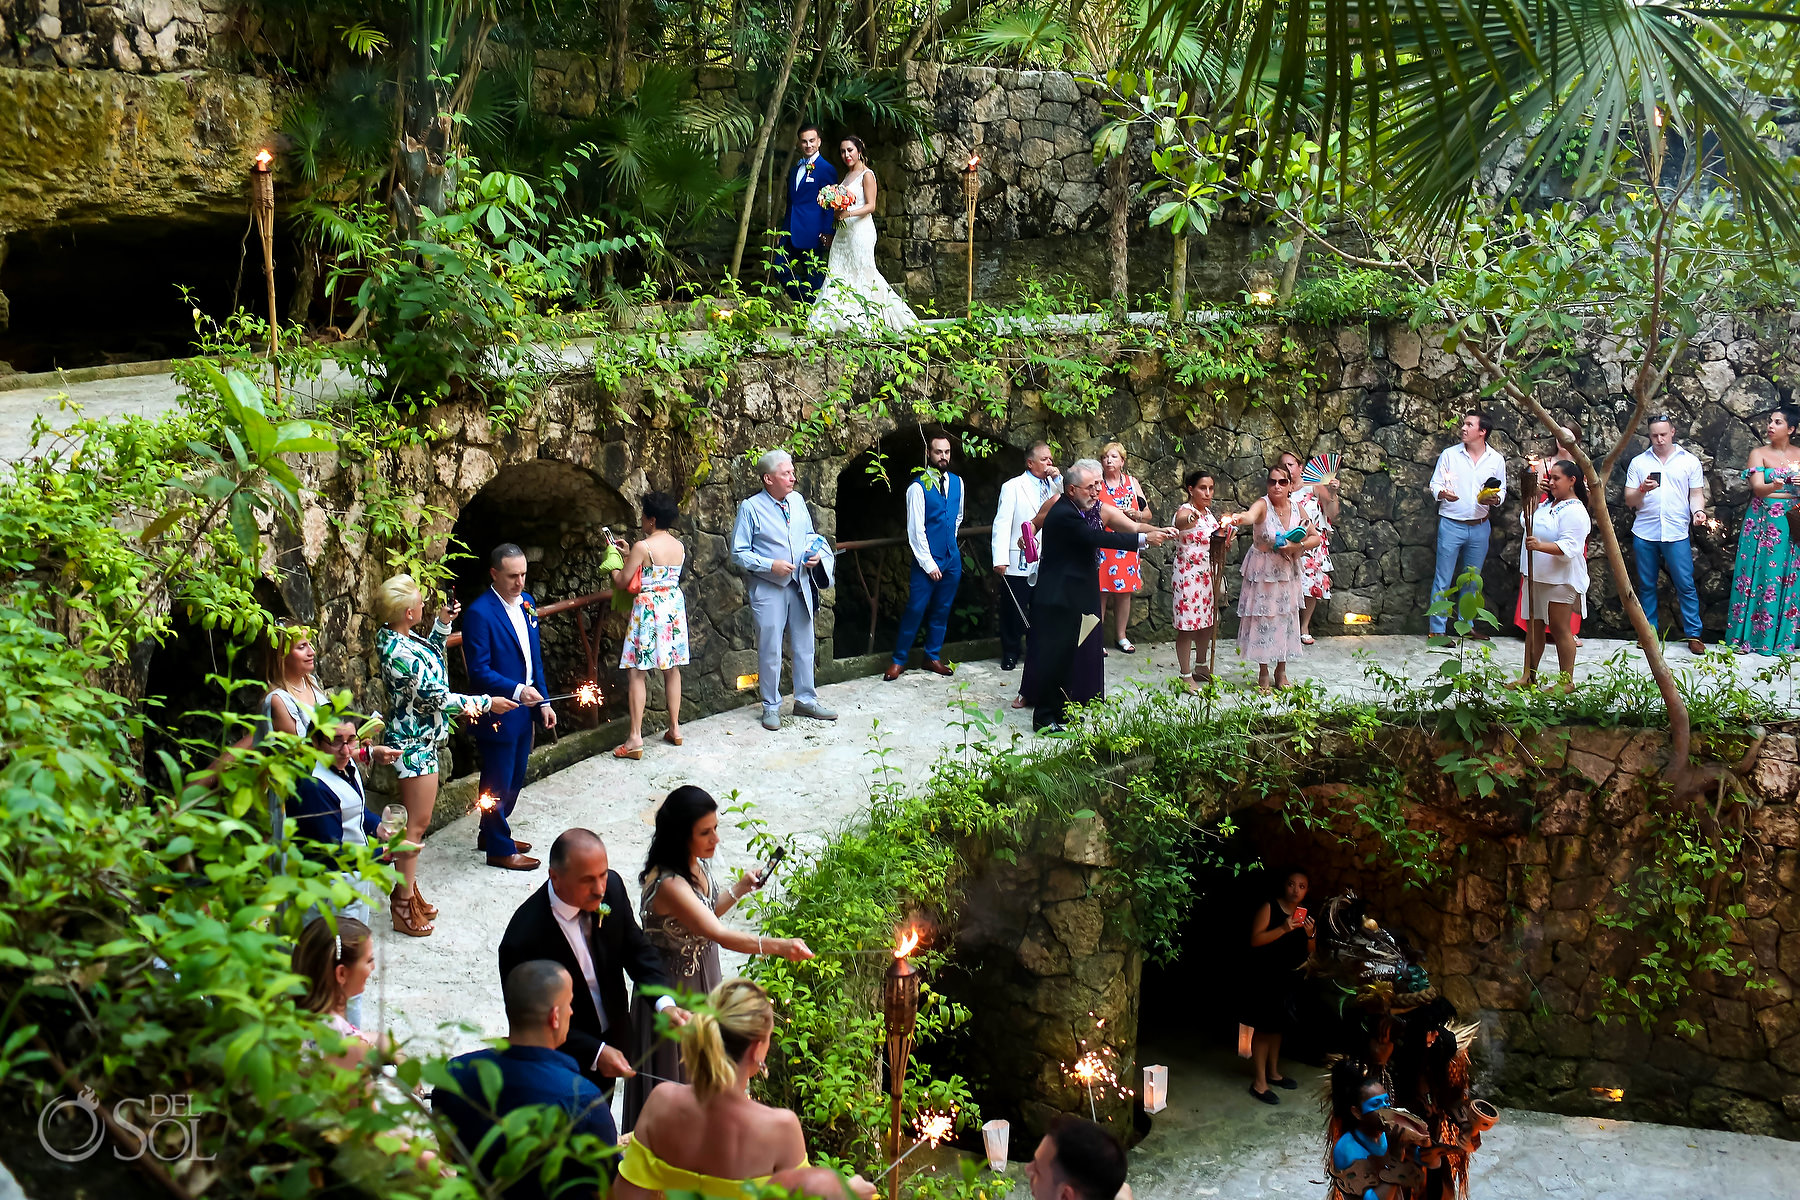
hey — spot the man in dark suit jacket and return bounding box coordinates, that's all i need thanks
[1033,458,1172,732]
[497,828,683,1098]
[780,123,838,302]
[462,542,557,870]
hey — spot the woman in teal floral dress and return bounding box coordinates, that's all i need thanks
[609,493,690,759]
[1728,405,1800,655]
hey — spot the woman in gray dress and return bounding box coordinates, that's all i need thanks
[622,786,814,1131]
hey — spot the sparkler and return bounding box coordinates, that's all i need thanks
[538,681,603,705]
[1066,1052,1109,1121]
[887,1109,958,1175]
[476,792,499,813]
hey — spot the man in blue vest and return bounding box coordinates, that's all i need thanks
[461,543,556,871]
[779,124,837,302]
[886,430,964,680]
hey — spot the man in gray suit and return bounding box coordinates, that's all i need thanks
[731,450,839,732]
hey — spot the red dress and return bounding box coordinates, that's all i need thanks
[1098,474,1145,594]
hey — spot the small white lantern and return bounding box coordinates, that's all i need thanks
[1142,1064,1169,1115]
[981,1118,1010,1171]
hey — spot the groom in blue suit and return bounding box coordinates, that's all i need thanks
[780,124,837,302]
[461,543,557,871]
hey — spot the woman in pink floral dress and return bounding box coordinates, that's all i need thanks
[1172,469,1236,687]
[609,492,690,758]
[1277,451,1338,644]
[1236,466,1321,689]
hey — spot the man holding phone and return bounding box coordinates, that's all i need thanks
[1625,415,1709,654]
[1426,411,1507,639]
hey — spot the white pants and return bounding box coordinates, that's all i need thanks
[748,575,818,710]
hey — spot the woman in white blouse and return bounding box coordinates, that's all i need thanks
[1517,460,1592,691]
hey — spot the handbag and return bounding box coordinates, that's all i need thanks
[1021,520,1040,564]
[624,563,643,596]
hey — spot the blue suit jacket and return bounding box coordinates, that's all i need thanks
[461,589,549,744]
[434,1044,617,1197]
[787,155,838,251]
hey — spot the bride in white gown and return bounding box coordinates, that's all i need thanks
[807,135,921,336]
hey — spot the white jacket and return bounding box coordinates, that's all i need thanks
[992,470,1063,577]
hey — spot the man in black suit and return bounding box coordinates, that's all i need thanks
[497,828,685,1096]
[1033,457,1173,733]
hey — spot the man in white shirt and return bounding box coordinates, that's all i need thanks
[886,431,965,680]
[1624,415,1709,654]
[1426,411,1508,637]
[991,442,1063,670]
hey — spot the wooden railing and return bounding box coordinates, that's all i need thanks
[834,526,994,657]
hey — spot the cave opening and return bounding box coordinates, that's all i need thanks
[442,460,635,777]
[831,426,1012,660]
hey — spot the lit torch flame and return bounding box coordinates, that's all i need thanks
[894,928,921,959]
[253,148,274,170]
[967,153,980,171]
[1591,1087,1624,1102]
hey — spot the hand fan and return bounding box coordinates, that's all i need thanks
[1300,453,1339,486]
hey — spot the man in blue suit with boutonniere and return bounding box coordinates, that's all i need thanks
[781,124,837,303]
[461,543,557,871]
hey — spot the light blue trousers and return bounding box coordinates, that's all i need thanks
[1429,517,1491,633]
[748,575,819,710]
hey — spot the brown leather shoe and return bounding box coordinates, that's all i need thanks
[926,659,955,676]
[1688,638,1706,655]
[487,854,541,871]
[883,662,905,681]
[513,841,532,854]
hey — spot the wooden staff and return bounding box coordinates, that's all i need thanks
[1523,462,1539,684]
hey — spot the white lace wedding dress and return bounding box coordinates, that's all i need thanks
[806,169,920,335]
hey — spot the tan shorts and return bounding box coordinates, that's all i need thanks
[1527,580,1584,621]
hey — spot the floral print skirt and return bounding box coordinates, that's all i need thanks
[620,566,692,671]
[1728,496,1800,654]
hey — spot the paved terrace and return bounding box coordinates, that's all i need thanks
[361,635,1798,1198]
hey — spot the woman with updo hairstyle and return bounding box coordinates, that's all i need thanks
[615,979,874,1199]
[374,573,516,937]
[607,490,690,759]
[621,786,811,1131]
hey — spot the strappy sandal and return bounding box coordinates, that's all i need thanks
[411,879,439,921]
[613,744,644,760]
[391,890,433,938]
[662,729,684,746]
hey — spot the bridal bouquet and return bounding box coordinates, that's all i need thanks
[816,184,854,212]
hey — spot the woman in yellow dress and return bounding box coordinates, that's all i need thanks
[614,978,874,1200]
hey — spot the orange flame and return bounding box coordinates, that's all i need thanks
[894,928,921,958]
[1590,1087,1624,1102]
[477,792,498,813]
[253,149,274,169]
[967,153,980,170]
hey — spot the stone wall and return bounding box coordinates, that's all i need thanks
[1,0,227,71]
[1244,724,1800,1138]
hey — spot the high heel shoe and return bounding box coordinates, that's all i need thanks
[411,879,439,921]
[391,890,434,938]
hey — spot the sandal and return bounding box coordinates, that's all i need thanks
[411,879,439,921]
[391,891,434,938]
[1117,638,1136,654]
[1299,633,1315,646]
[662,729,684,746]
[613,744,644,760]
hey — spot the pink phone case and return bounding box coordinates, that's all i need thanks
[1021,520,1040,564]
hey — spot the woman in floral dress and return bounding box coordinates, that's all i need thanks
[1236,466,1321,689]
[1728,405,1800,654]
[1277,452,1338,644]
[1097,442,1151,652]
[610,492,690,758]
[1172,469,1236,688]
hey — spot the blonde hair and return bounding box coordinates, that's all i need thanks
[1101,442,1128,468]
[376,575,422,625]
[681,977,775,1102]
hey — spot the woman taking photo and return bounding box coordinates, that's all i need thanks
[1728,404,1800,655]
[1516,460,1592,691]
[1236,467,1320,690]
[375,575,515,938]
[609,492,690,759]
[1097,442,1151,653]
[1245,868,1314,1104]
[616,978,874,1199]
[622,786,812,1131]
[1276,451,1338,645]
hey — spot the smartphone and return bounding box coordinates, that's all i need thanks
[1647,471,1663,485]
[1481,477,1502,491]
[1292,906,1308,926]
[757,844,788,885]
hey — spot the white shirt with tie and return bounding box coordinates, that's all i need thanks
[546,884,675,1069]
[905,470,965,575]
[492,587,534,700]
[992,469,1063,578]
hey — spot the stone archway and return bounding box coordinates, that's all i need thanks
[443,460,636,775]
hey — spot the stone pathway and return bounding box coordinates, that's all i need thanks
[366,635,1797,1195]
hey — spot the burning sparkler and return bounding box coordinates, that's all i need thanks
[1067,1052,1109,1121]
[541,682,604,705]
[887,1109,958,1175]
[477,792,499,813]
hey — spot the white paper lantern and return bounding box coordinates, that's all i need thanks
[1142,1064,1169,1114]
[981,1118,1010,1171]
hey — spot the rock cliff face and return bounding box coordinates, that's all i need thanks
[0,0,229,72]
[0,66,276,234]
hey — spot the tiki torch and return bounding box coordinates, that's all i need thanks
[250,149,281,401]
[1523,458,1541,683]
[963,153,980,315]
[884,927,922,1193]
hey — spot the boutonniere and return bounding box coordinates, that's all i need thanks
[521,598,537,619]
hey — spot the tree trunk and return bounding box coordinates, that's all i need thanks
[897,0,982,69]
[767,3,844,245]
[288,243,317,327]
[859,0,879,64]
[1107,152,1129,305]
[729,0,816,280]
[1169,233,1188,323]
[1279,227,1305,302]
[611,0,632,96]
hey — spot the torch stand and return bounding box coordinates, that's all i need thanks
[963,161,979,315]
[249,155,281,403]
[1523,468,1538,685]
[883,952,920,1197]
